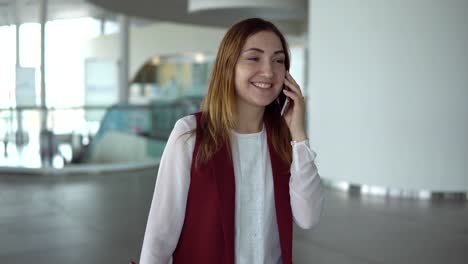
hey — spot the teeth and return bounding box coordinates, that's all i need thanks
[252,82,272,88]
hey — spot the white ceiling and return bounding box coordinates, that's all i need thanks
[88,0,307,31]
[0,0,307,34]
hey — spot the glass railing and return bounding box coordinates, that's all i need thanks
[0,96,203,168]
[0,105,106,168]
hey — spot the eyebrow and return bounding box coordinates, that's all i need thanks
[242,48,285,54]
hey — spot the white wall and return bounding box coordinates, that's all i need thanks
[307,0,468,191]
[83,22,227,80]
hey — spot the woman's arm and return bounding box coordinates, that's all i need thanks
[289,140,324,229]
[139,117,195,264]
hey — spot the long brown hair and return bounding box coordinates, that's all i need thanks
[195,18,292,166]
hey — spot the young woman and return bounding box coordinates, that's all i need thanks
[139,18,323,264]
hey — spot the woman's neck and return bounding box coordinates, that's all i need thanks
[235,105,264,134]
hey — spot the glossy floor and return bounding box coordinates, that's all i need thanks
[0,169,467,264]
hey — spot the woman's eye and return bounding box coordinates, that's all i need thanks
[275,59,285,64]
[247,57,259,61]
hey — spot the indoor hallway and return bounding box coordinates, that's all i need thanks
[0,169,466,263]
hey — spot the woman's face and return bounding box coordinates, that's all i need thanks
[234,31,286,112]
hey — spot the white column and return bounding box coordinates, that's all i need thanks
[119,15,130,103]
[40,0,47,130]
[100,16,105,35]
[14,1,20,66]
[13,0,23,146]
[38,0,52,166]
[15,27,20,64]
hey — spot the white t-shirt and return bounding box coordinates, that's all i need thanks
[140,115,323,264]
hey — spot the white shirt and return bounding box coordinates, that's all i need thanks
[140,115,323,264]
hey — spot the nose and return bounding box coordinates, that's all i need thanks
[259,61,274,78]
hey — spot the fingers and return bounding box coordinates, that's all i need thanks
[284,72,303,97]
[284,79,303,100]
[286,71,300,88]
[283,88,302,101]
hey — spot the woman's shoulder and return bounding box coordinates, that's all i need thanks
[174,114,197,132]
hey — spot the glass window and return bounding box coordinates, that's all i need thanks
[0,25,16,108]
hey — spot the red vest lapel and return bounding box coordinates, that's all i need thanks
[212,141,236,263]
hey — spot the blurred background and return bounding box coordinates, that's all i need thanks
[0,0,467,263]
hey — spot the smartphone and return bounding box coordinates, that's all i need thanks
[278,85,290,116]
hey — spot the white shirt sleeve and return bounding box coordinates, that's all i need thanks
[289,140,324,229]
[139,116,196,264]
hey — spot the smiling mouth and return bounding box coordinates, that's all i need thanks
[251,82,273,89]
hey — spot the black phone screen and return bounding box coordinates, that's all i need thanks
[277,86,287,107]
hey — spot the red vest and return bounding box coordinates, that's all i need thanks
[172,113,292,263]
